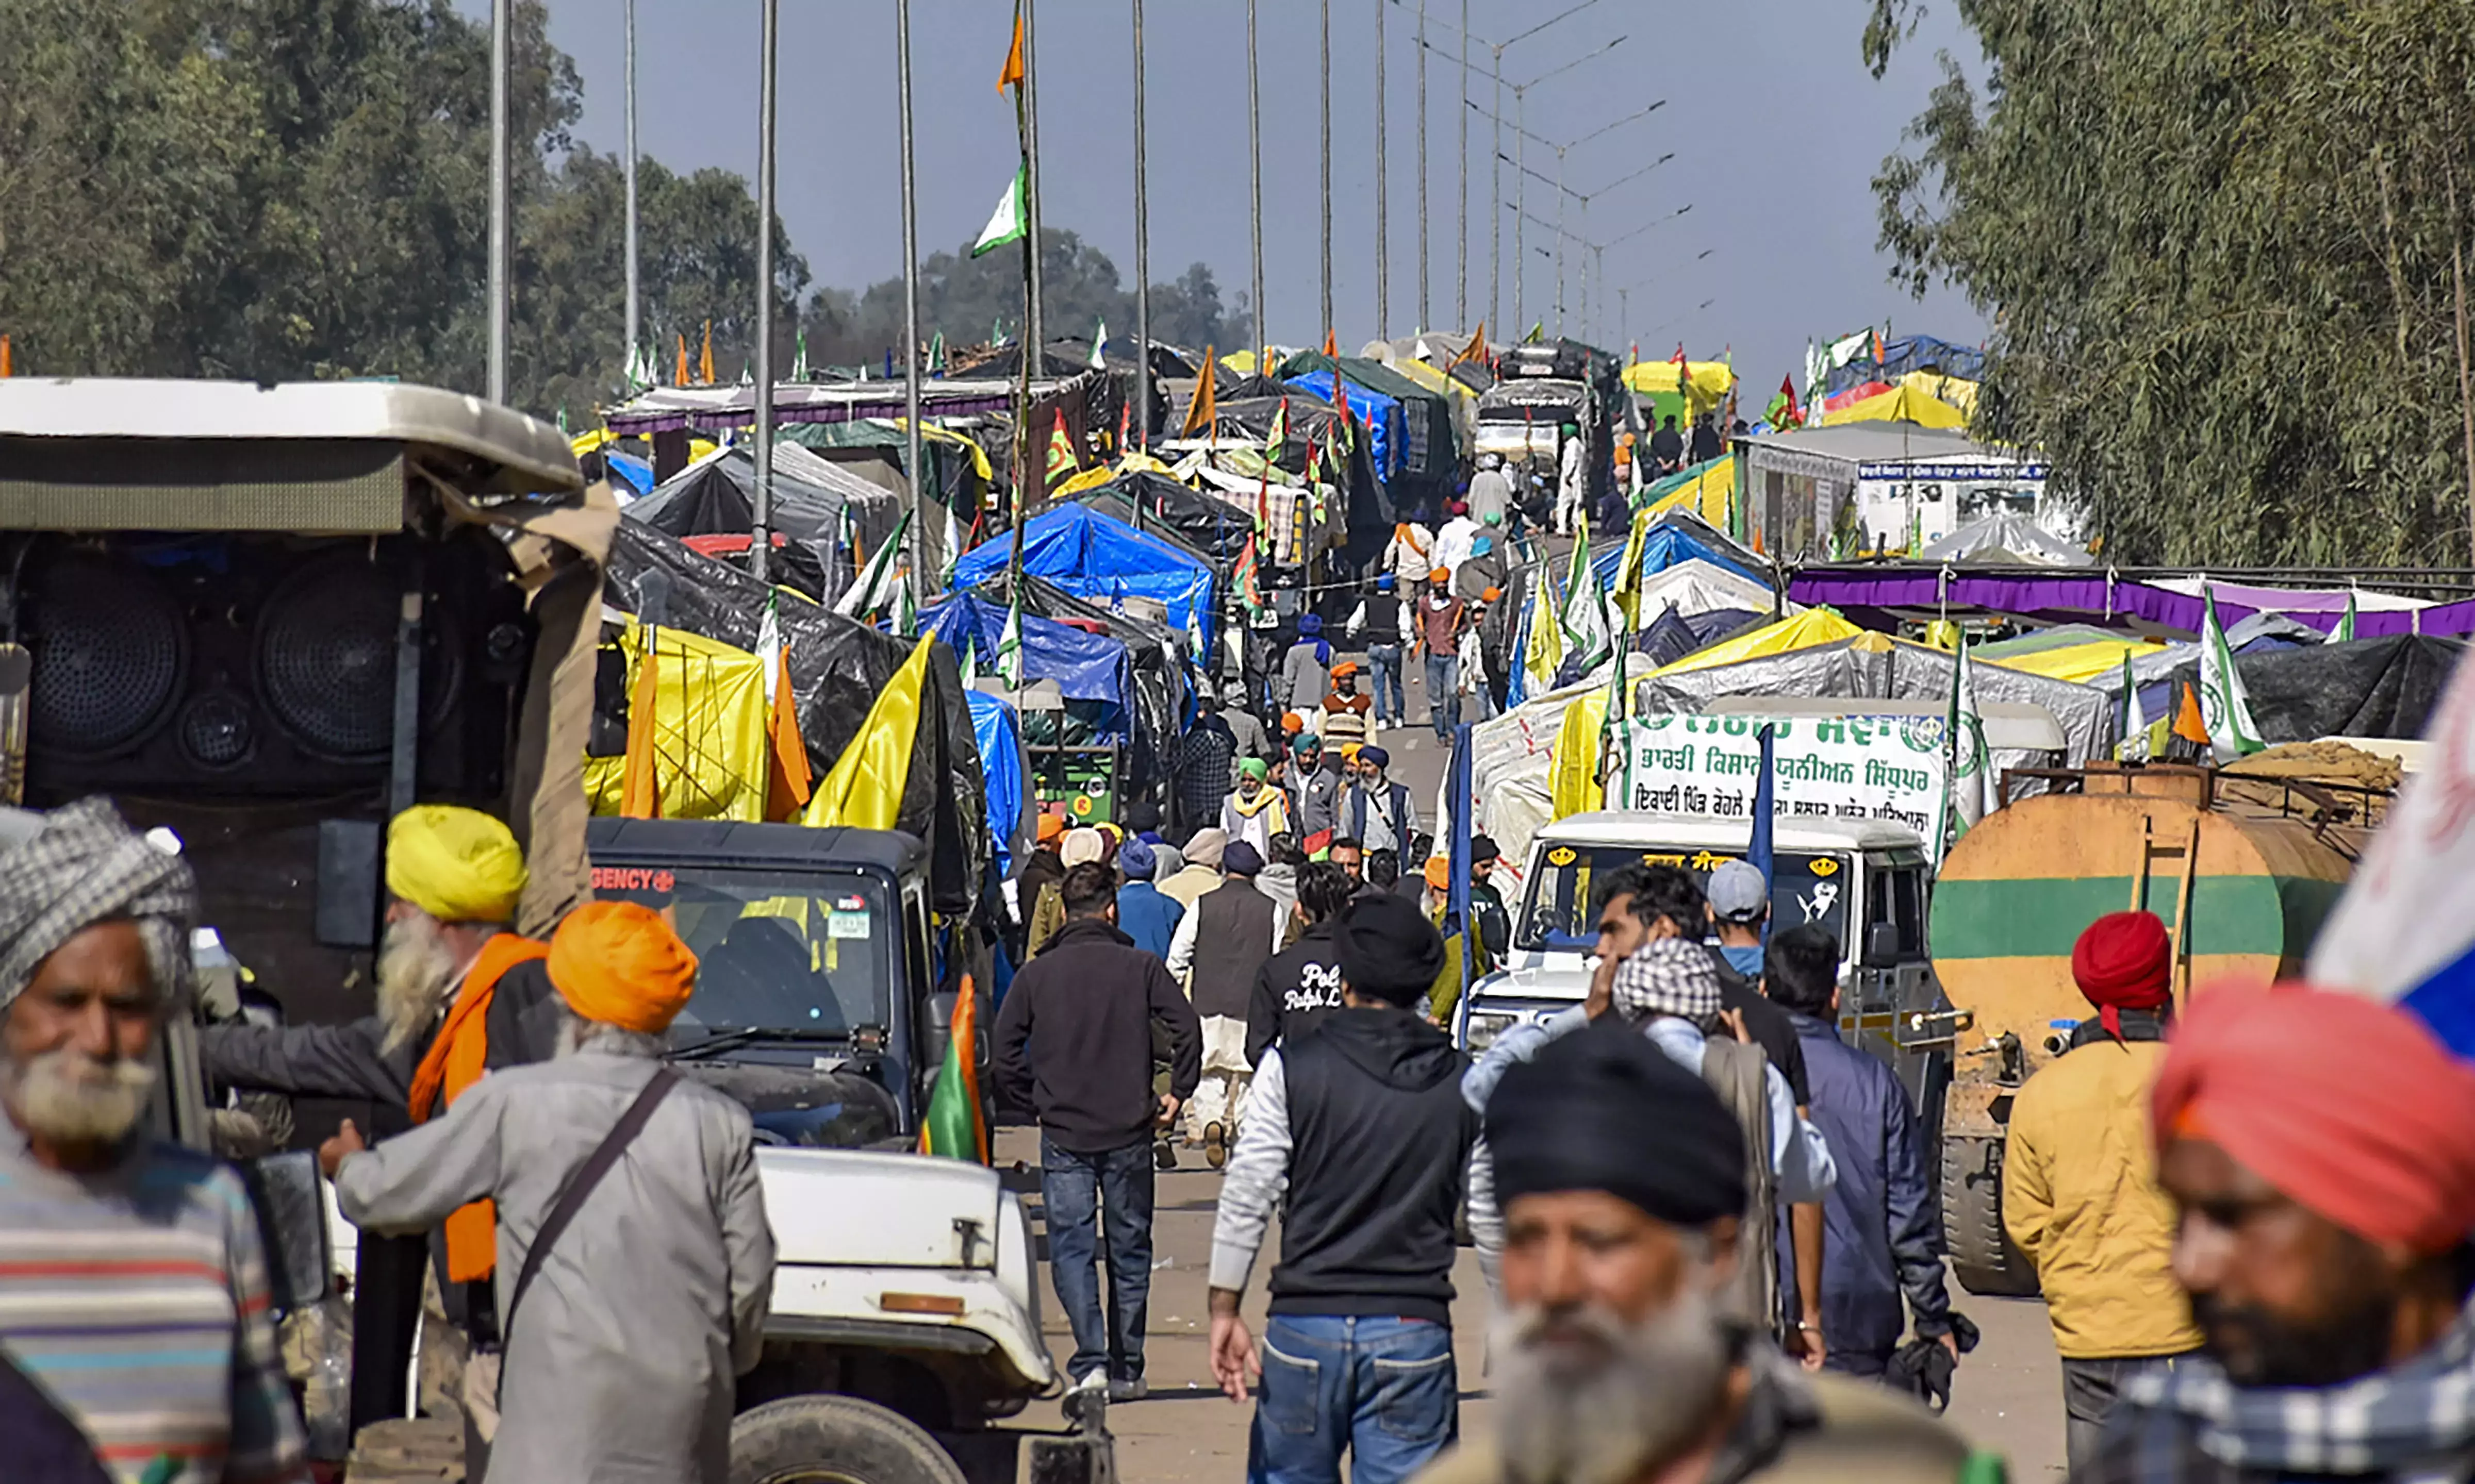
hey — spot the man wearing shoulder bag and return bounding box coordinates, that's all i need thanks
[326,902,775,1484]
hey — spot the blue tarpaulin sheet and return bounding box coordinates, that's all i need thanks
[1593,518,1767,591]
[966,689,1029,878]
[950,504,1218,656]
[1283,371,1404,481]
[918,594,1135,731]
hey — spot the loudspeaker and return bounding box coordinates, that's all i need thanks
[22,533,532,802]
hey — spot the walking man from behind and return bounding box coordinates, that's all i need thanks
[1167,842,1281,1165]
[1211,895,1477,1484]
[995,863,1203,1399]
[1762,926,1959,1381]
[1244,862,1357,1065]
[2004,912,2200,1468]
[327,901,776,1484]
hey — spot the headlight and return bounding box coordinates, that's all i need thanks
[1465,1011,1521,1052]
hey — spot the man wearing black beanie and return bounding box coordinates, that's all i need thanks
[1207,894,1478,1484]
[1413,1026,1973,1484]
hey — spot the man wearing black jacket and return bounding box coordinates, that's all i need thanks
[1245,863,1356,1066]
[994,863,1203,1402]
[1207,894,1477,1484]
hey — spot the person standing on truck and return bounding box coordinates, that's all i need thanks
[2090,983,2475,1484]
[1690,410,1725,465]
[1166,842,1281,1166]
[1210,894,1475,1484]
[2003,912,2201,1469]
[1416,1024,1972,1484]
[1761,926,1960,1384]
[1649,414,1685,476]
[200,803,558,1429]
[325,901,774,1484]
[994,863,1203,1401]
[0,799,312,1484]
[1244,862,1357,1065]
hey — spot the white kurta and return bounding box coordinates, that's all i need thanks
[336,1051,776,1484]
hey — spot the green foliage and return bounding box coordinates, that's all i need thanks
[1869,0,2475,565]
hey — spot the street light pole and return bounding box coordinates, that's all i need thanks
[623,0,638,382]
[1249,0,1266,360]
[1416,0,1428,332]
[487,0,508,404]
[898,0,923,609]
[1375,0,1387,341]
[750,0,778,585]
[1132,0,1150,448]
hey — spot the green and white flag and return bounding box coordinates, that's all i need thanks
[889,572,918,638]
[1557,525,1612,673]
[2327,590,2358,644]
[833,507,915,620]
[791,329,810,382]
[2199,584,2266,763]
[939,503,964,592]
[1599,626,1633,809]
[2115,652,2152,762]
[971,165,1029,259]
[757,590,787,707]
[625,342,655,393]
[1936,633,1994,858]
[1090,319,1108,369]
[995,582,1026,687]
[927,331,947,375]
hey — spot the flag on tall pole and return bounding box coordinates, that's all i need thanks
[996,569,1026,687]
[700,321,716,385]
[1090,318,1108,369]
[791,329,810,382]
[2116,653,2154,762]
[675,333,689,386]
[2199,585,2266,763]
[1557,524,1611,673]
[927,331,946,376]
[997,5,1025,94]
[2328,590,2359,644]
[1935,633,1993,857]
[834,507,916,620]
[971,166,1030,258]
[1181,346,1218,437]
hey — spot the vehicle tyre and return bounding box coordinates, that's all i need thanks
[1941,1133,2040,1298]
[731,1394,968,1484]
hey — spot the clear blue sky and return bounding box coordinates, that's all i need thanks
[522,0,1985,394]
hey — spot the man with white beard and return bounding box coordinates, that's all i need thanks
[1416,1023,1975,1484]
[200,803,557,1427]
[0,798,310,1482]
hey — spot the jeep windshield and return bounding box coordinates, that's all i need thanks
[592,863,894,1042]
[1516,844,1853,953]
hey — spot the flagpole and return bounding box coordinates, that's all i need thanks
[1320,0,1334,344]
[1022,0,1046,357]
[750,0,779,585]
[1457,0,1469,331]
[487,0,509,403]
[1132,0,1152,452]
[898,0,924,615]
[1416,0,1429,334]
[623,0,639,381]
[1249,0,1267,365]
[1374,0,1388,342]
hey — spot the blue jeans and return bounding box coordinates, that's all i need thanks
[1040,1133,1155,1383]
[1248,1315,1457,1484]
[1366,643,1405,724]
[1423,655,1460,741]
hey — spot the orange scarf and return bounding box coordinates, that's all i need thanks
[408,933,551,1282]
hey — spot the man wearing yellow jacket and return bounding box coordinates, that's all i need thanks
[2003,911,2202,1471]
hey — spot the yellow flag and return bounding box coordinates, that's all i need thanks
[803,638,934,830]
[1611,509,1651,629]
[997,6,1025,94]
[1179,346,1218,438]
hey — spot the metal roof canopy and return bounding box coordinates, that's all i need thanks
[1700,693,2070,752]
[0,378,583,532]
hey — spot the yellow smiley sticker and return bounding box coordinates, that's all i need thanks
[1547,846,1577,866]
[1809,857,1839,877]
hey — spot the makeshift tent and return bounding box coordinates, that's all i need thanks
[1787,569,2470,640]
[1981,627,2168,686]
[1904,372,1978,416]
[1282,369,1405,480]
[583,619,771,823]
[625,441,900,600]
[1639,456,1736,528]
[1060,471,1248,572]
[1821,383,1968,429]
[601,523,986,913]
[920,593,1134,721]
[1592,510,1769,592]
[1275,351,1465,498]
[1622,359,1736,426]
[1919,512,2091,567]
[967,690,1030,878]
[1646,607,1863,677]
[1636,606,1761,670]
[949,503,1217,654]
[983,569,1193,794]
[2144,635,2465,743]
[1819,335,1986,398]
[1629,559,1779,624]
[1822,381,1892,413]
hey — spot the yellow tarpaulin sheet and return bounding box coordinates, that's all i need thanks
[1648,608,1864,678]
[1821,383,1967,429]
[802,637,934,831]
[1388,357,1477,404]
[1622,360,1737,401]
[570,426,718,462]
[1055,451,1177,497]
[584,620,771,822]
[1988,638,2167,686]
[1903,372,1978,416]
[894,420,996,482]
[1550,692,1613,820]
[1643,458,1735,527]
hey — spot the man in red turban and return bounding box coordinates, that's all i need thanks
[2004,911,2201,1471]
[2086,984,2475,1481]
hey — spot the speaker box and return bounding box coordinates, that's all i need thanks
[22,533,532,803]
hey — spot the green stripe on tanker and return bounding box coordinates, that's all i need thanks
[1932,874,2345,961]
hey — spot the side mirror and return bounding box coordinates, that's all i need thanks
[1862,921,1902,969]
[240,1150,331,1315]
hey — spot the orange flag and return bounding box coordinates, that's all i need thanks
[0,335,12,378]
[618,627,663,819]
[1180,345,1217,438]
[767,648,814,819]
[1323,328,1339,358]
[996,6,1026,95]
[1452,322,1487,366]
[2173,682,2210,745]
[675,332,689,386]
[700,321,716,385]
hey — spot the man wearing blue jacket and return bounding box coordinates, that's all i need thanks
[1114,840,1184,960]
[1762,925,1958,1380]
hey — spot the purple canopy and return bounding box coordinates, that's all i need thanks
[1787,569,2475,640]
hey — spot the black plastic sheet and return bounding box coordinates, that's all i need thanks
[2159,634,2464,742]
[602,523,988,915]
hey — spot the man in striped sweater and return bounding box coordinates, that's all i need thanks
[0,798,308,1483]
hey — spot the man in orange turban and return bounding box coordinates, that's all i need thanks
[328,899,772,1483]
[2088,983,2475,1481]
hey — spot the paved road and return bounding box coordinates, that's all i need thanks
[1005,1125,2069,1481]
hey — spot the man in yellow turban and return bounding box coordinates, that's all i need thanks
[201,802,561,1426]
[326,901,772,1484]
